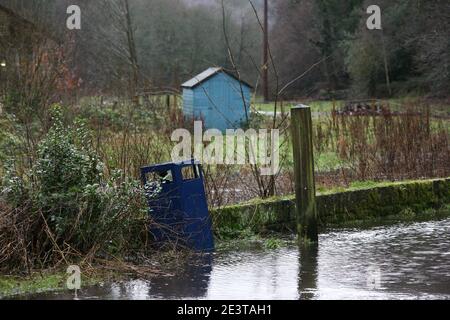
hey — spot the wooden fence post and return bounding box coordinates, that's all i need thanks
[291,105,318,243]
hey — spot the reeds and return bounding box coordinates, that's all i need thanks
[315,103,449,182]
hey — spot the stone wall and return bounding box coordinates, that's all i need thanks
[212,178,450,233]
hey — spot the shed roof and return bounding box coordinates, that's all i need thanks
[181,67,253,89]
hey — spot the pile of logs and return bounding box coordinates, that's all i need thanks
[335,100,391,116]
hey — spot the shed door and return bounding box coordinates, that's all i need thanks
[208,79,226,129]
[218,78,232,129]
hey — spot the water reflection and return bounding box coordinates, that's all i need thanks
[12,218,450,300]
[298,245,318,300]
[205,247,299,299]
[147,254,212,299]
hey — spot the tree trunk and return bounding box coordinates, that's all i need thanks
[123,0,139,99]
[262,0,269,102]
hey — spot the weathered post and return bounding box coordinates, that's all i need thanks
[291,105,318,243]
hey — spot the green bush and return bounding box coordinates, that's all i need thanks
[0,106,155,271]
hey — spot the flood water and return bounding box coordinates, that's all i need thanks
[21,218,450,300]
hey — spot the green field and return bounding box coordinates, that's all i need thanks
[252,100,338,114]
[253,97,450,119]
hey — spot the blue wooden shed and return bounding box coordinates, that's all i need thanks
[182,67,252,131]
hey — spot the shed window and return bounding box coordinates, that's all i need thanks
[146,170,173,184]
[182,165,199,181]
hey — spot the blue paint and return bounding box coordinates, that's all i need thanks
[140,159,215,252]
[182,68,252,131]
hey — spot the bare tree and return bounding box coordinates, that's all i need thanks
[261,0,269,102]
[216,0,331,199]
[80,0,141,98]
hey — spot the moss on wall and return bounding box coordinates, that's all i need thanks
[212,178,450,235]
